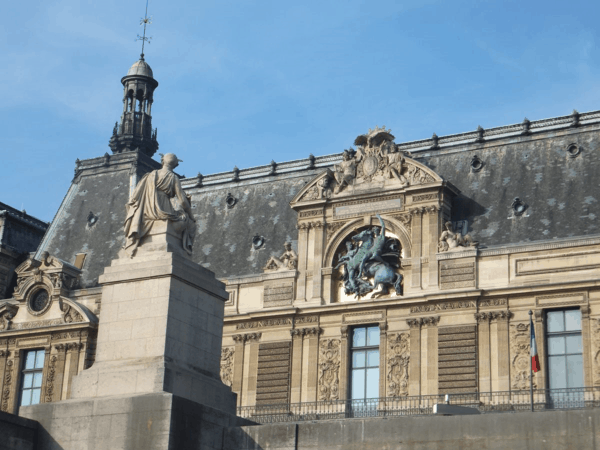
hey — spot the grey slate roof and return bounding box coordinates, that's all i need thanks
[35,111,600,287]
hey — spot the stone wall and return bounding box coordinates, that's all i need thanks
[224,408,600,450]
[0,409,38,450]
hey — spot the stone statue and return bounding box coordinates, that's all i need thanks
[382,144,408,187]
[264,242,298,271]
[335,215,403,298]
[333,150,357,194]
[123,153,196,257]
[438,221,478,252]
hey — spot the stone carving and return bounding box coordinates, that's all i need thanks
[479,298,508,307]
[593,319,600,386]
[123,153,196,257]
[406,316,440,328]
[263,242,298,272]
[290,327,322,337]
[326,221,347,242]
[295,315,319,325]
[335,215,403,298]
[318,339,341,401]
[232,332,262,343]
[438,221,478,252]
[510,323,537,390]
[333,150,358,193]
[59,302,84,324]
[236,318,292,330]
[410,301,475,314]
[1,359,13,411]
[220,348,234,387]
[45,355,58,403]
[0,310,15,331]
[387,333,410,397]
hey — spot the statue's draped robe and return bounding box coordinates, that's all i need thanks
[124,169,195,255]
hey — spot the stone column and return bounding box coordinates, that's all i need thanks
[232,334,246,407]
[407,319,422,396]
[379,323,388,398]
[296,224,309,301]
[0,346,9,409]
[50,344,67,402]
[423,317,440,395]
[64,343,83,399]
[410,209,423,289]
[492,311,511,391]
[426,207,440,289]
[290,329,304,403]
[311,222,325,304]
[245,334,261,408]
[340,326,349,401]
[305,327,321,402]
[475,313,491,393]
[321,267,333,305]
[581,306,592,388]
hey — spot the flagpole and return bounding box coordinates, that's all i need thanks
[529,310,534,412]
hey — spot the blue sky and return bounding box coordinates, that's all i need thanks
[1,0,599,222]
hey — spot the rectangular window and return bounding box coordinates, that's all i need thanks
[20,349,45,407]
[546,309,583,390]
[350,326,380,401]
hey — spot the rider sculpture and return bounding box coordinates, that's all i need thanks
[335,215,403,298]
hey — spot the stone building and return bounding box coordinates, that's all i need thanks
[1,56,600,424]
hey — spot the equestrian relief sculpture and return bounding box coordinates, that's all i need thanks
[335,215,403,298]
[123,153,196,257]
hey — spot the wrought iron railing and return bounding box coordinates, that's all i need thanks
[237,387,600,423]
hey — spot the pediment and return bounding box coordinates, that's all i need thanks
[291,127,443,207]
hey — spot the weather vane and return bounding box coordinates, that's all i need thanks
[136,0,152,60]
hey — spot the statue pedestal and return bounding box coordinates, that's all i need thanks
[21,223,245,449]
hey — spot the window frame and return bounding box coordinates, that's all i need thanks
[544,308,584,390]
[349,325,380,402]
[18,348,46,408]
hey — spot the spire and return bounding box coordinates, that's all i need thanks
[109,0,159,157]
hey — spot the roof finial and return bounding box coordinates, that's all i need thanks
[136,0,152,60]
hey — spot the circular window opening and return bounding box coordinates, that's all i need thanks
[252,235,265,250]
[567,144,580,158]
[30,289,50,313]
[226,193,237,209]
[470,155,484,172]
[511,198,527,216]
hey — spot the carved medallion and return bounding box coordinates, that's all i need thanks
[363,155,379,177]
[27,289,52,316]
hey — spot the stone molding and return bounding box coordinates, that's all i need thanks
[479,298,507,308]
[235,318,292,330]
[406,316,440,328]
[410,300,476,314]
[232,332,262,343]
[479,234,600,258]
[475,310,512,322]
[290,327,322,337]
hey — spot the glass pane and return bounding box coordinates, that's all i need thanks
[353,328,366,348]
[25,352,36,370]
[548,336,565,355]
[31,388,41,405]
[352,369,365,400]
[366,368,379,399]
[353,351,365,368]
[548,355,567,389]
[547,311,564,333]
[565,310,582,332]
[367,327,380,347]
[21,389,32,407]
[567,355,584,388]
[23,373,33,389]
[565,335,582,354]
[33,372,43,388]
[35,351,45,369]
[367,350,379,368]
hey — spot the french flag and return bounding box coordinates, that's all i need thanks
[530,316,541,373]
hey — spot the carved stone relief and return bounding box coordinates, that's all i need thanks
[387,333,410,397]
[438,221,478,253]
[1,358,13,411]
[61,303,84,323]
[220,347,234,387]
[318,339,341,401]
[44,354,58,403]
[263,242,298,272]
[232,332,262,343]
[593,320,600,386]
[0,310,16,331]
[510,323,538,390]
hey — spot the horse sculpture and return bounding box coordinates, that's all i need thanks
[335,214,403,298]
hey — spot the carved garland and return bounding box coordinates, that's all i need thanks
[44,355,58,403]
[387,333,410,397]
[593,319,600,386]
[220,348,234,387]
[317,339,341,401]
[1,358,13,411]
[510,323,538,390]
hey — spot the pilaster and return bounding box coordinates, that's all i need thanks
[475,313,491,393]
[406,319,422,396]
[290,329,304,403]
[311,222,326,304]
[232,335,246,407]
[296,224,309,301]
[378,323,387,398]
[52,344,67,402]
[423,317,439,395]
[340,326,349,401]
[233,332,261,407]
[410,209,422,289]
[581,306,592,388]
[305,327,321,402]
[491,311,511,391]
[426,208,440,289]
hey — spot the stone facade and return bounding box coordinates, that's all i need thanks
[2,57,600,426]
